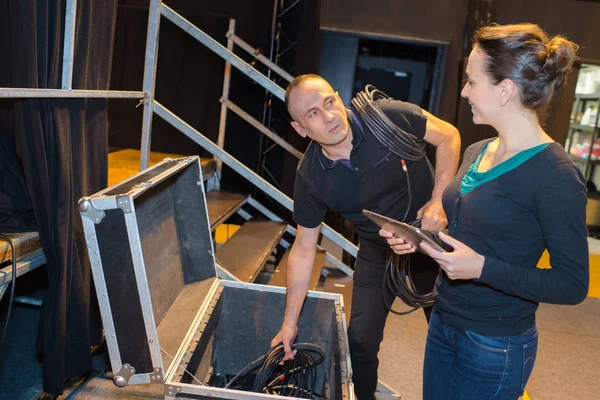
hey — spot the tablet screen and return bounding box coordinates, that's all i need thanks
[363,209,452,253]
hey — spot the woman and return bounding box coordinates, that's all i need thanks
[380,23,589,399]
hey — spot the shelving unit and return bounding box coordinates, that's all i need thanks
[566,92,600,180]
[566,93,600,232]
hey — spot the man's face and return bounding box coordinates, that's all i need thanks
[288,78,350,147]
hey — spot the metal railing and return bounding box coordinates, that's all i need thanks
[153,101,358,261]
[141,2,358,261]
[0,0,359,273]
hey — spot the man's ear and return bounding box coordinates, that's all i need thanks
[335,91,344,106]
[499,78,515,107]
[291,121,306,138]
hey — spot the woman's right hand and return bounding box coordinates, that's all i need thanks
[379,228,417,255]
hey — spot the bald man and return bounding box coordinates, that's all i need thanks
[271,74,460,399]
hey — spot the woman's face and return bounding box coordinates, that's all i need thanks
[461,47,504,126]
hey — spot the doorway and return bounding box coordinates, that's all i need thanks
[317,28,448,114]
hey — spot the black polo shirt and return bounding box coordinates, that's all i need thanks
[293,99,435,262]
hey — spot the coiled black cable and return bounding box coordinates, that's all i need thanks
[225,343,325,399]
[351,84,427,162]
[386,160,435,315]
[0,233,17,350]
[351,87,437,315]
[384,248,436,316]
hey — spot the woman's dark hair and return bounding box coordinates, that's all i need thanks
[474,23,578,122]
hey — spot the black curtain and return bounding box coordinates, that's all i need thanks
[0,0,117,394]
[108,4,230,156]
[280,0,322,197]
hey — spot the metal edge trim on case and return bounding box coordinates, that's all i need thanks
[163,278,221,383]
[336,294,353,380]
[215,261,243,283]
[307,289,345,300]
[167,381,295,400]
[149,366,164,383]
[191,157,219,279]
[116,195,133,213]
[336,297,355,400]
[175,286,223,380]
[216,279,248,290]
[93,156,193,198]
[80,215,124,377]
[126,157,198,199]
[164,393,177,400]
[85,197,118,212]
[122,206,164,372]
[216,280,273,293]
[217,280,347,300]
[128,373,153,385]
[94,159,177,197]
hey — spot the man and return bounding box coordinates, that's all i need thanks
[271,74,460,399]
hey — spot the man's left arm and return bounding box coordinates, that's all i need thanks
[419,109,461,230]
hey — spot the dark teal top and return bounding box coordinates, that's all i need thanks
[461,140,552,195]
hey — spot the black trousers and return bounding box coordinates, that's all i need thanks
[347,250,439,400]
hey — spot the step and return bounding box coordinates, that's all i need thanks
[321,271,354,323]
[205,191,248,231]
[269,248,326,291]
[0,232,42,264]
[108,149,215,187]
[0,232,46,296]
[215,221,286,282]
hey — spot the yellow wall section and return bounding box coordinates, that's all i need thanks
[538,251,599,298]
[215,224,241,244]
[107,149,186,186]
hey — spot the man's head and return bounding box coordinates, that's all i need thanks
[285,74,350,147]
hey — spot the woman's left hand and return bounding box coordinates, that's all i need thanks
[420,231,485,280]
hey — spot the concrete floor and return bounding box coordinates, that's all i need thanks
[2,233,599,400]
[377,297,600,400]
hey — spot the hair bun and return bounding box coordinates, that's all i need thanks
[540,36,578,90]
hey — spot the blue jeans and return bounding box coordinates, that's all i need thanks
[423,309,538,400]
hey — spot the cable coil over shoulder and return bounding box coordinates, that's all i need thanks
[351,85,436,315]
[351,84,427,162]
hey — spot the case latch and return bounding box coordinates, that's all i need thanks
[78,198,106,224]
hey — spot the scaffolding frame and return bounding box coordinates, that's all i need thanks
[0,0,357,275]
[257,0,303,187]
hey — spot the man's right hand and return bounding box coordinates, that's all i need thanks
[271,321,298,361]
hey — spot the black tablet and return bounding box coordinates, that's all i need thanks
[363,209,452,253]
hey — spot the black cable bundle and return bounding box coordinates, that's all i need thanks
[350,85,435,314]
[351,84,427,162]
[383,221,436,315]
[380,161,434,315]
[225,343,325,399]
